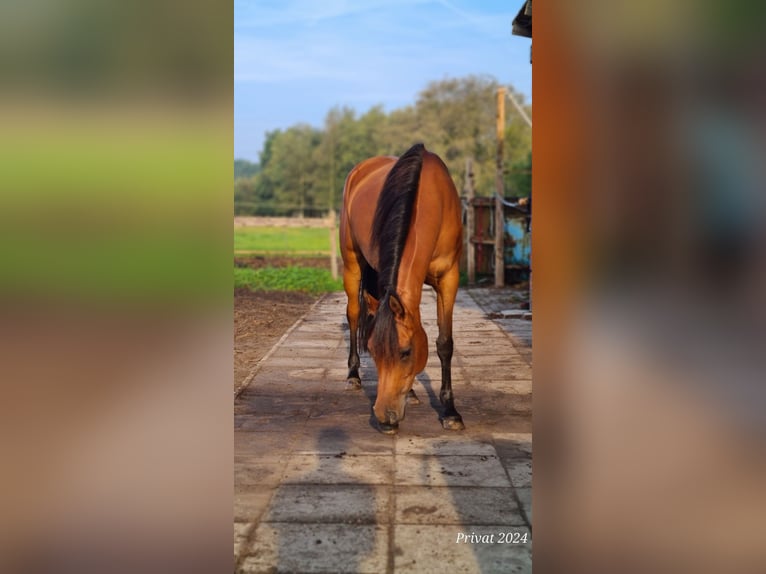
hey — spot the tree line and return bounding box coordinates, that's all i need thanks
[235,75,531,217]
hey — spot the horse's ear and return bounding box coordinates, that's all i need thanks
[388,293,405,319]
[363,291,379,315]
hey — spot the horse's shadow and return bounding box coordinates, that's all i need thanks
[357,360,380,431]
[415,371,441,412]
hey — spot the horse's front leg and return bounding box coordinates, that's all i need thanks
[437,335,463,429]
[346,313,362,390]
[343,261,363,390]
[435,266,464,430]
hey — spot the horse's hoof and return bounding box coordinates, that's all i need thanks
[345,377,362,390]
[441,416,465,431]
[407,390,421,405]
[378,421,399,435]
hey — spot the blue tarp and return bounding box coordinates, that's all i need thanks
[503,216,531,266]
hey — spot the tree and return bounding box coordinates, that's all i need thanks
[257,125,323,216]
[319,105,388,211]
[411,76,531,196]
[234,159,259,180]
[505,151,531,199]
[235,74,532,215]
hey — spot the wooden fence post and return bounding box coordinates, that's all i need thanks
[464,158,475,285]
[328,210,338,280]
[495,87,506,287]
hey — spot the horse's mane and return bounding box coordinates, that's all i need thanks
[372,143,424,293]
[360,143,424,358]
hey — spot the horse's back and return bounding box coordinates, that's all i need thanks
[420,150,462,229]
[417,150,463,277]
[341,147,461,273]
[343,155,395,206]
[341,155,396,267]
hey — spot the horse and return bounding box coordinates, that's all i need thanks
[339,143,464,434]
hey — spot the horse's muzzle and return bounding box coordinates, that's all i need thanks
[377,420,399,434]
[383,407,402,425]
[373,403,406,433]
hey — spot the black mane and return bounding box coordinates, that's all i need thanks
[371,143,424,294]
[365,143,424,359]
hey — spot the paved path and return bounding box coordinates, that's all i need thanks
[235,287,532,573]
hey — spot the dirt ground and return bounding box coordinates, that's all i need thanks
[234,288,318,391]
[234,256,334,391]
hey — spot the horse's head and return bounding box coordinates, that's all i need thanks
[364,291,427,431]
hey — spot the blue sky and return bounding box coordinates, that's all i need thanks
[235,0,531,162]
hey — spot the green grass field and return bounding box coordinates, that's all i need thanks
[234,226,343,294]
[234,226,339,254]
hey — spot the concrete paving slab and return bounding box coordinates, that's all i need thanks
[238,394,314,417]
[270,347,338,360]
[235,431,300,457]
[505,459,532,488]
[240,368,319,393]
[457,387,527,404]
[294,419,395,455]
[282,454,394,485]
[455,342,510,356]
[284,366,327,380]
[235,413,308,433]
[325,367,351,380]
[241,523,388,574]
[493,432,533,458]
[393,524,531,573]
[295,322,345,333]
[515,487,532,524]
[462,366,532,380]
[474,380,532,395]
[460,361,530,375]
[254,355,324,368]
[457,388,531,406]
[460,335,504,345]
[235,286,533,572]
[314,395,373,414]
[454,321,507,332]
[395,455,511,487]
[271,338,339,349]
[396,436,496,456]
[264,484,390,524]
[235,458,289,487]
[235,488,275,523]
[395,486,525,526]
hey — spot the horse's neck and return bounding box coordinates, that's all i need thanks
[397,282,424,320]
[395,245,429,319]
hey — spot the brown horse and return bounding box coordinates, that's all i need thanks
[340,143,464,434]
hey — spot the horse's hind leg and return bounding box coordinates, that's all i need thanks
[343,253,363,390]
[434,264,464,430]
